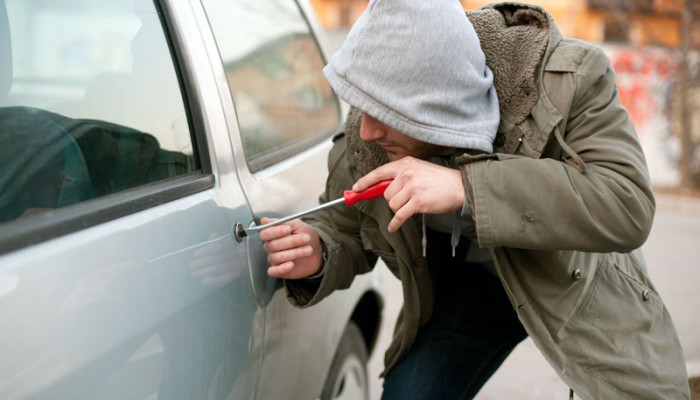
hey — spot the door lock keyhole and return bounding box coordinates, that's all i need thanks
[234,222,246,243]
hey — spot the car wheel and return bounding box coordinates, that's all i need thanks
[320,321,369,400]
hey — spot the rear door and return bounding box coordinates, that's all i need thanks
[198,0,341,302]
[0,0,262,398]
[195,0,365,397]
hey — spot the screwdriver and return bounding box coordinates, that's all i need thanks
[239,180,392,238]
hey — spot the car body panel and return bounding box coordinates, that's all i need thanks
[0,190,261,399]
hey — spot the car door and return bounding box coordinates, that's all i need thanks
[195,1,381,399]
[196,0,341,303]
[0,0,263,398]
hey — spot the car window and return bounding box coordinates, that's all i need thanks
[200,0,340,172]
[0,0,195,225]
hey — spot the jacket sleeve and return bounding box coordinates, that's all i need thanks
[285,136,377,308]
[464,45,655,252]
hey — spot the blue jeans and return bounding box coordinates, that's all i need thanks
[381,231,528,400]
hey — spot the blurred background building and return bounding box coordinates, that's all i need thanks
[311,0,700,191]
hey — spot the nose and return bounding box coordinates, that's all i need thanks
[359,113,386,142]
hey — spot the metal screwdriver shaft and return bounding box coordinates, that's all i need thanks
[241,180,392,237]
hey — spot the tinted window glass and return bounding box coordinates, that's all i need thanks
[200,0,340,171]
[0,0,195,224]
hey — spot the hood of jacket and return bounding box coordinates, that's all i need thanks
[323,0,500,152]
[343,2,560,176]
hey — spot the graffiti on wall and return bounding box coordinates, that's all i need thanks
[605,45,681,185]
[608,46,676,132]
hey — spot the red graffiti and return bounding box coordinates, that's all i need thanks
[609,47,676,130]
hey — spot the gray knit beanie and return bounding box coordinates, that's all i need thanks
[323,0,499,153]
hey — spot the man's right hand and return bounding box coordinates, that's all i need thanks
[259,217,324,280]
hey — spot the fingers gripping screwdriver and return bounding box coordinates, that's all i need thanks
[239,180,392,238]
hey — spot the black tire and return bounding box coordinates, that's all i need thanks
[320,321,369,400]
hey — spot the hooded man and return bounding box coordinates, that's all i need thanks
[260,1,690,399]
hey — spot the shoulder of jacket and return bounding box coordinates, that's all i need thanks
[328,132,347,165]
[544,38,609,74]
[332,131,345,143]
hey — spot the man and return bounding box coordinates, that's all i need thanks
[261,1,690,398]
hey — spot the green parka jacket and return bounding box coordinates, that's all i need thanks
[287,3,690,398]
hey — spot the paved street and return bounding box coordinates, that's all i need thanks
[367,192,700,399]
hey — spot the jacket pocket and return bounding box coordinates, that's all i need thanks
[576,257,663,366]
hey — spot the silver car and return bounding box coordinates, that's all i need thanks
[0,0,384,399]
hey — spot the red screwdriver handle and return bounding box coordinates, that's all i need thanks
[342,180,392,207]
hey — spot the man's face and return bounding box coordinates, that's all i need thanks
[359,113,454,161]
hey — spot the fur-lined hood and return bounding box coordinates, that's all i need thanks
[344,2,560,176]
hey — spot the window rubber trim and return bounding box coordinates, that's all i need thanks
[0,173,215,255]
[157,0,213,175]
